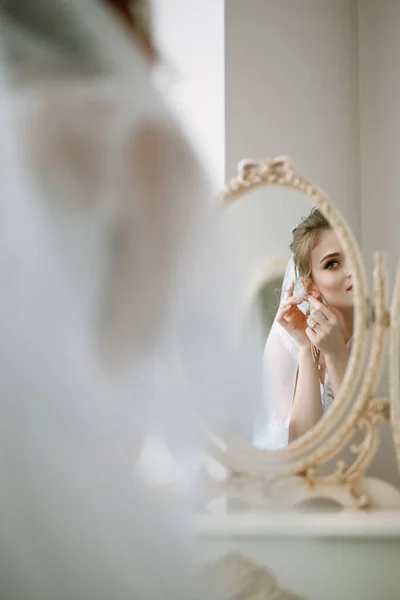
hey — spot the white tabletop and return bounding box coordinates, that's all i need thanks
[196,510,400,538]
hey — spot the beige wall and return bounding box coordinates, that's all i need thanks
[358,0,400,485]
[359,0,400,282]
[225,0,361,237]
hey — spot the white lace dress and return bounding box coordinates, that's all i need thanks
[253,368,334,450]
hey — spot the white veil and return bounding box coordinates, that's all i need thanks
[254,255,310,449]
[0,2,226,599]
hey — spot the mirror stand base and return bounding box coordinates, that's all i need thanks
[264,475,400,511]
[201,397,400,512]
[199,468,400,513]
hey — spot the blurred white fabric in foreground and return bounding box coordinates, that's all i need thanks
[0,1,251,599]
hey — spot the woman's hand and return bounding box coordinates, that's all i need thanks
[276,282,310,348]
[305,297,346,359]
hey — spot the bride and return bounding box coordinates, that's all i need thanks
[256,207,354,449]
[0,1,218,599]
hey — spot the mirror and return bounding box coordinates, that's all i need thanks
[213,159,357,452]
[167,155,373,511]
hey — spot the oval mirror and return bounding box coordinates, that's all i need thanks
[198,157,370,472]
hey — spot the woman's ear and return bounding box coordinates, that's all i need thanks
[302,278,319,297]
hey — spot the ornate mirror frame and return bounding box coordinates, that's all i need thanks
[390,263,400,471]
[202,156,400,510]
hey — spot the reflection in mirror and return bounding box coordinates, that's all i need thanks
[223,184,354,450]
[241,255,288,347]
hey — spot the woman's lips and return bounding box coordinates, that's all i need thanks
[347,284,353,292]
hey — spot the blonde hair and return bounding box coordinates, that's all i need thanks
[290,208,331,279]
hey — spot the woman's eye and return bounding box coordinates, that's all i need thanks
[325,260,341,270]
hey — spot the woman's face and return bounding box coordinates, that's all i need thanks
[306,229,353,310]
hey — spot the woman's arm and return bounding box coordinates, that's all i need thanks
[324,347,350,397]
[306,297,350,398]
[288,347,323,442]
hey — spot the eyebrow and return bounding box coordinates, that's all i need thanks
[320,252,341,264]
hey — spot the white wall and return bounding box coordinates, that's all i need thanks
[151,0,225,190]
